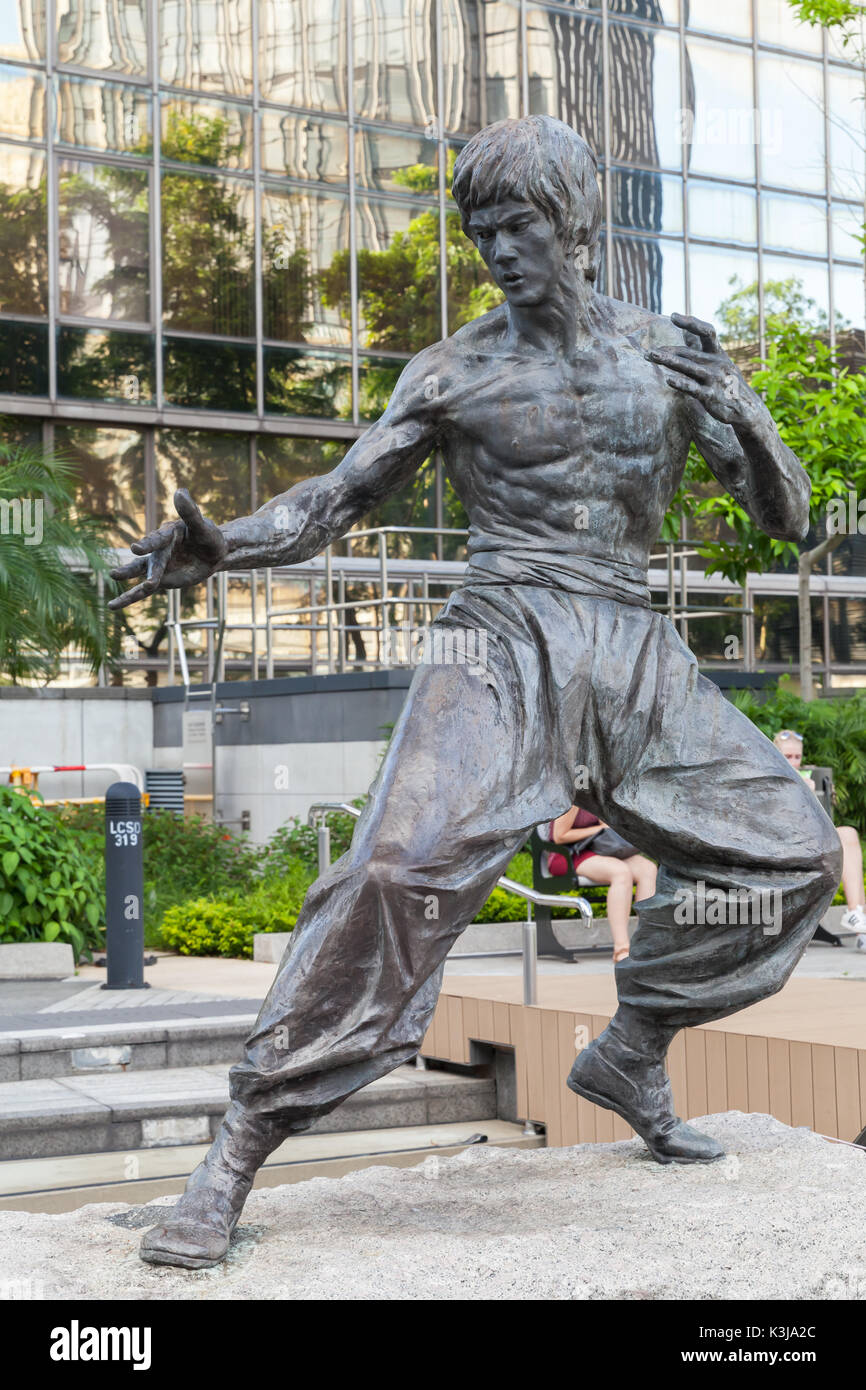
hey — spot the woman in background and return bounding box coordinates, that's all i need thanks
[549,806,657,963]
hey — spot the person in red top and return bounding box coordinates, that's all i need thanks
[550,806,658,962]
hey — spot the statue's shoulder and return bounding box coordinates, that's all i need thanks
[598,294,687,349]
[448,303,509,353]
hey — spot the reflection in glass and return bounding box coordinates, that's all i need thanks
[687,244,758,339]
[356,196,441,353]
[686,0,750,38]
[684,40,756,181]
[610,167,682,235]
[753,596,811,665]
[762,255,829,324]
[607,1,676,19]
[57,326,154,402]
[56,76,151,156]
[761,193,828,257]
[57,0,148,76]
[264,346,351,418]
[0,5,45,61]
[609,23,681,171]
[829,69,865,202]
[829,599,866,663]
[441,0,521,135]
[162,169,253,336]
[54,424,146,544]
[758,55,825,193]
[355,127,438,195]
[155,429,252,525]
[353,0,436,127]
[757,0,822,54]
[261,112,348,183]
[161,97,252,171]
[526,9,602,156]
[0,64,45,141]
[831,202,865,261]
[357,354,405,422]
[0,143,47,314]
[262,187,350,344]
[834,262,865,331]
[610,234,684,315]
[160,0,252,97]
[0,321,48,394]
[688,180,756,244]
[257,434,346,503]
[163,337,256,411]
[259,0,346,112]
[58,159,148,322]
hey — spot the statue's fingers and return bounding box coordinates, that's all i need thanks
[145,544,171,590]
[649,350,713,382]
[671,312,720,354]
[665,373,713,407]
[107,582,155,611]
[109,556,147,581]
[130,521,182,556]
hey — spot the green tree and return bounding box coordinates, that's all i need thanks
[0,433,115,684]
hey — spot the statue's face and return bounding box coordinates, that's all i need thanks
[467,197,570,307]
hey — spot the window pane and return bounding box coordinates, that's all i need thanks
[162,336,256,410]
[684,39,756,181]
[758,55,825,192]
[441,0,521,136]
[355,126,438,195]
[686,0,751,38]
[54,424,146,544]
[264,346,351,417]
[757,0,822,54]
[155,429,251,524]
[261,112,348,183]
[162,169,253,335]
[761,192,828,257]
[687,244,758,339]
[831,201,864,261]
[526,9,603,157]
[834,262,865,332]
[57,0,148,76]
[829,599,866,663]
[688,180,757,244]
[762,255,829,324]
[611,167,682,235]
[257,434,347,502]
[161,97,252,171]
[0,143,47,314]
[259,0,346,112]
[262,186,350,345]
[0,6,45,62]
[609,23,681,171]
[829,68,865,202]
[58,159,149,321]
[0,63,45,141]
[56,76,152,156]
[57,325,155,402]
[357,354,405,421]
[356,196,441,352]
[160,0,252,97]
[610,234,684,314]
[0,321,48,394]
[353,0,436,127]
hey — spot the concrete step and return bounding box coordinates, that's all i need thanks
[0,1062,498,1162]
[0,1014,256,1083]
[0,1118,543,1213]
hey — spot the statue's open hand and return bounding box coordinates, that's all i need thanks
[108,489,227,611]
[645,313,762,428]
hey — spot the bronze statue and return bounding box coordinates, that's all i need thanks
[110,117,842,1269]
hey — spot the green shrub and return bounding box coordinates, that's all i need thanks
[257,800,365,878]
[0,788,104,958]
[160,869,313,959]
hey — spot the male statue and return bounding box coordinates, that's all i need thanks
[110,117,842,1269]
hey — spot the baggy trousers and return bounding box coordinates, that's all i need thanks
[229,583,843,1130]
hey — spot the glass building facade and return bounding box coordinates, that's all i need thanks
[0,0,864,682]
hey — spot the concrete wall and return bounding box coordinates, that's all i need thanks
[0,689,154,801]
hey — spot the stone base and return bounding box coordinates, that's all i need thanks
[1,1113,863,1300]
[0,943,74,980]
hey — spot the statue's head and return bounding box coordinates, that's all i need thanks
[452,115,602,306]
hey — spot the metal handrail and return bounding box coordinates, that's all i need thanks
[306,803,595,1006]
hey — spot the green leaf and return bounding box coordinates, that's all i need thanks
[1,851,19,878]
[43,921,60,941]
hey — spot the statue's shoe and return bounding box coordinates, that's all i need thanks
[567,1031,725,1166]
[139,1179,250,1270]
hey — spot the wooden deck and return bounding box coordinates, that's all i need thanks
[420,975,866,1146]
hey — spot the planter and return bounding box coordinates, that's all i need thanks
[0,942,75,980]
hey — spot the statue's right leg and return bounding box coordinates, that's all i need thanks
[140,608,575,1268]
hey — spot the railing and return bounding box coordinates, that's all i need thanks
[306,802,595,1008]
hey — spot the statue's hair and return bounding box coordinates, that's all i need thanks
[451,116,603,279]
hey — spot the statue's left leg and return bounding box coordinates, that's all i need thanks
[563,604,843,1161]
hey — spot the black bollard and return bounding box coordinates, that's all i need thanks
[103,781,148,990]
